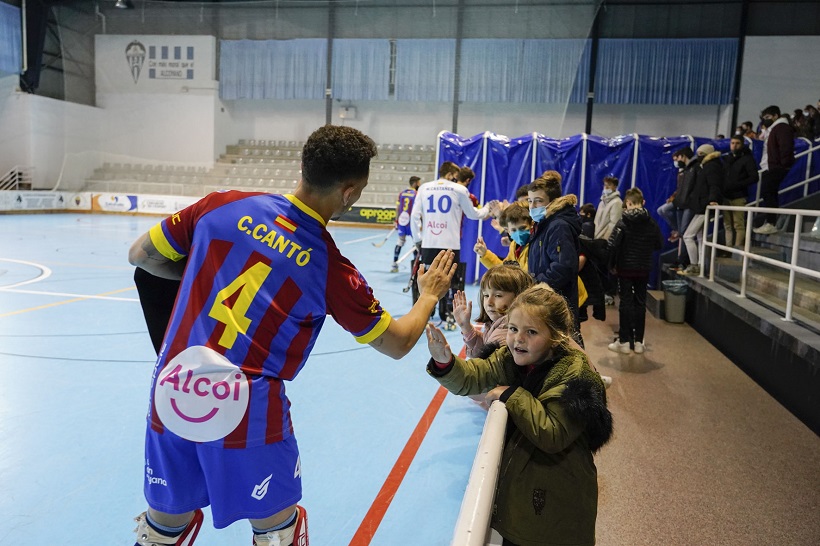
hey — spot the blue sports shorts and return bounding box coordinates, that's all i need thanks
[144,425,302,528]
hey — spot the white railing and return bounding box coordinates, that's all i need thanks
[699,205,820,322]
[451,401,508,546]
[751,138,820,206]
[0,166,34,191]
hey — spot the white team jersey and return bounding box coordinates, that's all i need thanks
[410,178,492,250]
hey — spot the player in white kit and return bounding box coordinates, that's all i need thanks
[410,162,498,325]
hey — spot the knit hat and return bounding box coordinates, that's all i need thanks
[696,144,715,157]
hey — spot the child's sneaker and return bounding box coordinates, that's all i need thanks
[634,341,645,354]
[604,295,615,306]
[607,341,631,354]
[600,375,613,388]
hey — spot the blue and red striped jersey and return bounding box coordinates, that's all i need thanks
[146,191,391,448]
[396,188,416,215]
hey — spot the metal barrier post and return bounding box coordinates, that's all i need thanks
[709,206,719,282]
[740,209,753,298]
[699,208,708,278]
[784,213,803,322]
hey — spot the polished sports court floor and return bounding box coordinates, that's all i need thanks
[1,213,818,546]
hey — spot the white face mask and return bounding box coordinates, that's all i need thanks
[602,189,613,197]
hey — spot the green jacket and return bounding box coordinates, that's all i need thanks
[428,346,612,546]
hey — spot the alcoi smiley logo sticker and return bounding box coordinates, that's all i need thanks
[154,345,250,442]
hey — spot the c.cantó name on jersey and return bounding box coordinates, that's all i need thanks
[237,215,312,266]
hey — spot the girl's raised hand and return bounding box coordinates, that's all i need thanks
[452,290,473,332]
[425,323,453,363]
[473,236,487,257]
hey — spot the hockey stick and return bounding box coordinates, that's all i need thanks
[371,227,396,247]
[396,247,416,265]
[402,252,421,293]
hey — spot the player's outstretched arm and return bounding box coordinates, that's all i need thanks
[369,250,456,359]
[128,232,187,280]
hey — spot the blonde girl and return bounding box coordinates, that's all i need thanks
[426,283,612,546]
[453,264,534,360]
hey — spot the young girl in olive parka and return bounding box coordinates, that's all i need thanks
[425,283,613,546]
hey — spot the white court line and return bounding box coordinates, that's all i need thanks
[342,233,386,244]
[0,258,53,289]
[0,287,138,302]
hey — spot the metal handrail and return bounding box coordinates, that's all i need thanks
[0,166,34,191]
[699,205,820,322]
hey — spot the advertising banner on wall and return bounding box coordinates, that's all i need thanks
[91,193,138,213]
[95,35,216,94]
[0,191,71,211]
[337,205,395,225]
[137,195,198,215]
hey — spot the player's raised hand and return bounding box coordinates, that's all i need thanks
[452,290,473,332]
[417,250,456,300]
[425,323,453,363]
[473,236,487,257]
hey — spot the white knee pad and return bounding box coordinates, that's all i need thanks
[253,505,309,546]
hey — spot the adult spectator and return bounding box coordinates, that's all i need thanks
[804,105,820,140]
[593,176,623,241]
[658,147,695,244]
[126,125,457,546]
[526,171,582,342]
[679,144,724,276]
[667,146,697,270]
[753,105,795,235]
[741,121,757,139]
[722,136,759,248]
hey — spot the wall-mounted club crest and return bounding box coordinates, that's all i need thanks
[125,40,146,83]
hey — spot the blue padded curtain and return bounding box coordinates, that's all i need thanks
[331,39,390,101]
[0,3,22,75]
[394,39,455,102]
[595,38,738,104]
[219,39,326,100]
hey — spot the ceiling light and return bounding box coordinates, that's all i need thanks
[114,0,132,9]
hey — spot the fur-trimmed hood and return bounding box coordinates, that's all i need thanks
[700,151,722,165]
[546,193,578,218]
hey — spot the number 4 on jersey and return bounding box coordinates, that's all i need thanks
[208,261,272,349]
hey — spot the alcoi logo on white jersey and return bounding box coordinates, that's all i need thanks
[252,474,273,500]
[154,345,251,442]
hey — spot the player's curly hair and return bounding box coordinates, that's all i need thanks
[507,283,574,351]
[302,125,377,192]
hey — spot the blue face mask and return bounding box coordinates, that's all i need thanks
[510,230,530,246]
[530,206,546,223]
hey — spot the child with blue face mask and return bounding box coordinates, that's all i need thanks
[472,202,533,270]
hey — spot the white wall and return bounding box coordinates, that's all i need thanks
[738,36,820,126]
[96,92,218,165]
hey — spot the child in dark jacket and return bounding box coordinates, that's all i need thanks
[426,283,612,546]
[607,187,663,354]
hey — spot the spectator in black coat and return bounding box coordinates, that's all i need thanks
[679,144,723,276]
[722,136,759,248]
[606,187,663,354]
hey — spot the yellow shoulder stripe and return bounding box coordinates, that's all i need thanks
[149,223,186,262]
[355,311,392,345]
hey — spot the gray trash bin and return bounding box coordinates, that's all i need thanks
[662,280,688,323]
